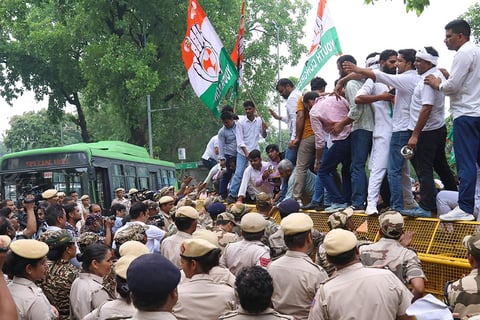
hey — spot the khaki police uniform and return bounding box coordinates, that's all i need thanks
[161,231,192,268]
[215,228,240,252]
[220,307,294,320]
[268,251,328,320]
[359,237,426,285]
[83,298,136,320]
[446,269,480,318]
[70,273,113,320]
[127,310,177,319]
[8,276,56,320]
[173,274,236,320]
[308,262,413,320]
[220,239,271,276]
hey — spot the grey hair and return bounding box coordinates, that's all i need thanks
[278,159,294,172]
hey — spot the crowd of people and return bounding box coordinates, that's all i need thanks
[1,18,480,320]
[202,19,480,226]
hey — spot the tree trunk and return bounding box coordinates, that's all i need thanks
[71,92,90,142]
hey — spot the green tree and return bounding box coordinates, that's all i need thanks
[2,109,82,152]
[364,0,430,15]
[461,2,480,42]
[1,0,310,160]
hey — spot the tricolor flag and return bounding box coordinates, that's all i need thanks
[182,0,238,117]
[231,1,245,84]
[296,0,342,90]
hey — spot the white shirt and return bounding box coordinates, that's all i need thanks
[355,78,392,137]
[201,135,219,161]
[238,161,274,198]
[282,89,302,140]
[115,221,165,253]
[235,116,264,154]
[409,67,446,131]
[440,41,480,119]
[374,69,420,132]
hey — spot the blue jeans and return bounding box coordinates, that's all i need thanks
[350,129,372,207]
[387,131,411,211]
[312,144,330,204]
[318,136,352,204]
[219,154,236,199]
[285,145,298,166]
[453,116,480,214]
[228,152,248,198]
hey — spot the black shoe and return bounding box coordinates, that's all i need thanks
[350,205,366,212]
[226,195,236,204]
[302,202,324,211]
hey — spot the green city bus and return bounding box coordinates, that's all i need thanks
[0,141,177,209]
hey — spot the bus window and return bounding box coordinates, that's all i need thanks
[95,169,106,209]
[125,165,136,189]
[111,164,125,190]
[149,172,159,191]
[168,170,176,187]
[161,169,168,187]
[137,167,149,190]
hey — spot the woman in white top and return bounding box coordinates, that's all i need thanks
[69,243,114,320]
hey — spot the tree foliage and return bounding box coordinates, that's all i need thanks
[3,109,82,152]
[0,0,310,162]
[364,0,430,15]
[461,2,480,43]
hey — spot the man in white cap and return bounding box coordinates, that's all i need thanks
[42,189,59,206]
[111,187,130,212]
[401,46,457,218]
[268,213,328,320]
[220,212,270,276]
[308,229,412,320]
[359,211,426,301]
[159,196,175,232]
[161,206,199,268]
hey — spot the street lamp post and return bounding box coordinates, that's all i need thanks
[275,24,282,149]
[147,105,178,158]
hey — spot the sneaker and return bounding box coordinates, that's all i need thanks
[325,202,348,212]
[365,205,378,216]
[302,202,324,211]
[404,200,419,210]
[226,195,236,204]
[439,206,475,221]
[401,206,431,218]
[350,205,366,212]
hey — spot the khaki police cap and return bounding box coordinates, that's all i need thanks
[378,210,404,238]
[159,196,175,205]
[119,241,150,257]
[229,203,248,218]
[281,212,313,235]
[115,255,139,279]
[192,229,219,247]
[115,188,125,193]
[256,192,271,202]
[216,212,236,224]
[42,189,58,199]
[324,229,357,256]
[464,233,480,258]
[176,206,199,219]
[57,192,65,198]
[129,188,139,195]
[241,212,266,233]
[328,207,354,230]
[10,239,49,259]
[0,235,11,249]
[180,238,217,258]
[80,195,90,200]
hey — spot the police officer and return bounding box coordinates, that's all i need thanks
[221,266,294,320]
[174,238,236,320]
[308,229,413,320]
[161,206,199,268]
[4,239,58,319]
[268,213,328,319]
[125,254,180,319]
[445,233,480,318]
[214,212,239,252]
[359,211,426,300]
[220,213,271,276]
